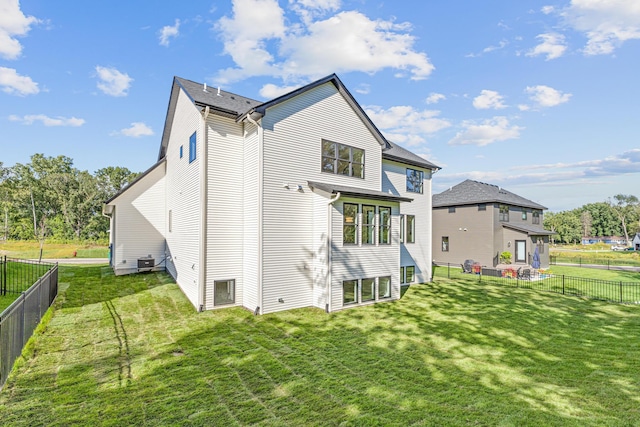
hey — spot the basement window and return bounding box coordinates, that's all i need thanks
[214,280,235,306]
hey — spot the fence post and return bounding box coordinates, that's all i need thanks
[447,263,450,279]
[2,255,5,296]
[562,275,565,295]
[620,282,623,303]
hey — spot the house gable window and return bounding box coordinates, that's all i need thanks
[362,205,376,245]
[533,211,540,224]
[406,169,423,193]
[379,206,391,244]
[189,132,197,163]
[499,205,509,222]
[406,215,415,243]
[214,280,235,306]
[442,236,449,252]
[321,139,364,178]
[343,203,358,245]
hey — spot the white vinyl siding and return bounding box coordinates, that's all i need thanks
[382,160,434,284]
[110,163,166,276]
[205,115,245,310]
[259,82,385,314]
[164,88,202,308]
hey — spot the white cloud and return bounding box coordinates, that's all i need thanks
[425,92,445,104]
[159,19,180,46]
[214,0,434,85]
[9,114,84,126]
[95,66,133,97]
[355,83,370,95]
[448,116,523,146]
[0,0,40,60]
[113,122,154,138]
[473,90,507,110]
[466,39,508,57]
[0,66,39,95]
[526,33,567,60]
[541,5,555,15]
[259,82,301,98]
[525,85,571,107]
[365,105,451,146]
[561,0,640,55]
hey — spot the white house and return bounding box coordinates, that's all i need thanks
[103,74,440,314]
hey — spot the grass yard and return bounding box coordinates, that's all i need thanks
[1,266,640,426]
[0,241,108,259]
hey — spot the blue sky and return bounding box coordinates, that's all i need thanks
[2,0,640,211]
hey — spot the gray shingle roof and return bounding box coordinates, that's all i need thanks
[433,179,547,210]
[175,77,262,117]
[502,223,555,236]
[383,140,440,170]
[308,181,413,203]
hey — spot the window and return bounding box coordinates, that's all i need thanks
[478,204,486,211]
[343,280,358,305]
[537,238,545,254]
[362,205,376,245]
[448,207,456,213]
[362,278,375,302]
[406,169,423,193]
[441,236,449,252]
[499,205,509,222]
[406,215,415,243]
[522,210,527,220]
[379,206,391,244]
[189,132,197,163]
[343,203,358,244]
[179,145,183,159]
[378,276,391,299]
[533,211,540,224]
[406,266,415,283]
[214,280,235,306]
[321,140,364,178]
[400,267,405,284]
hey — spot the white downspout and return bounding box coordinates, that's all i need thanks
[199,106,210,311]
[326,192,341,313]
[246,112,263,314]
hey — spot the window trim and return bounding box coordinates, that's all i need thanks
[321,139,364,179]
[406,168,424,194]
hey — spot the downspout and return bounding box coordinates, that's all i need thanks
[246,111,263,314]
[326,192,341,313]
[199,106,210,311]
[102,207,114,268]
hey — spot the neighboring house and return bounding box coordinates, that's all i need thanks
[103,74,440,314]
[633,233,640,250]
[432,180,554,268]
[581,236,627,245]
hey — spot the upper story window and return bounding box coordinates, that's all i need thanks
[499,204,509,222]
[321,140,364,178]
[522,210,527,220]
[478,204,486,211]
[448,207,456,213]
[533,211,540,224]
[406,169,423,193]
[179,145,183,159]
[343,203,358,245]
[406,215,415,243]
[189,132,197,163]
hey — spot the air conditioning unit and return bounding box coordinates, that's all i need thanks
[138,257,155,272]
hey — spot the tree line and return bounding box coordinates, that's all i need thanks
[543,195,640,244]
[0,154,139,244]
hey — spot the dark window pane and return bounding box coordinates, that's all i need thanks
[343,280,358,304]
[352,163,363,178]
[321,156,335,172]
[338,144,351,160]
[352,148,364,163]
[322,140,336,157]
[337,160,350,175]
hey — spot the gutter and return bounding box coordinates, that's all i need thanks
[326,192,341,313]
[199,106,210,311]
[246,112,264,315]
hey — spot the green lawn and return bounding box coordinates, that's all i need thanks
[0,241,108,259]
[1,266,640,425]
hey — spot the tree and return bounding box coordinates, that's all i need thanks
[580,210,592,237]
[609,194,639,244]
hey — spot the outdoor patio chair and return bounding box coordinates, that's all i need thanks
[462,259,474,273]
[517,268,531,280]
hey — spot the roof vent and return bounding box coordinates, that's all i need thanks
[217,87,221,96]
[203,83,208,92]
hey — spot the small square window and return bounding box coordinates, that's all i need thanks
[478,204,486,211]
[442,236,449,252]
[179,145,183,159]
[406,168,423,193]
[214,280,235,306]
[448,207,456,213]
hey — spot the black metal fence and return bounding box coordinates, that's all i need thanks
[550,255,640,269]
[433,262,640,305]
[0,258,58,390]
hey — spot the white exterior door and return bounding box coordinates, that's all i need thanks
[515,240,526,263]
